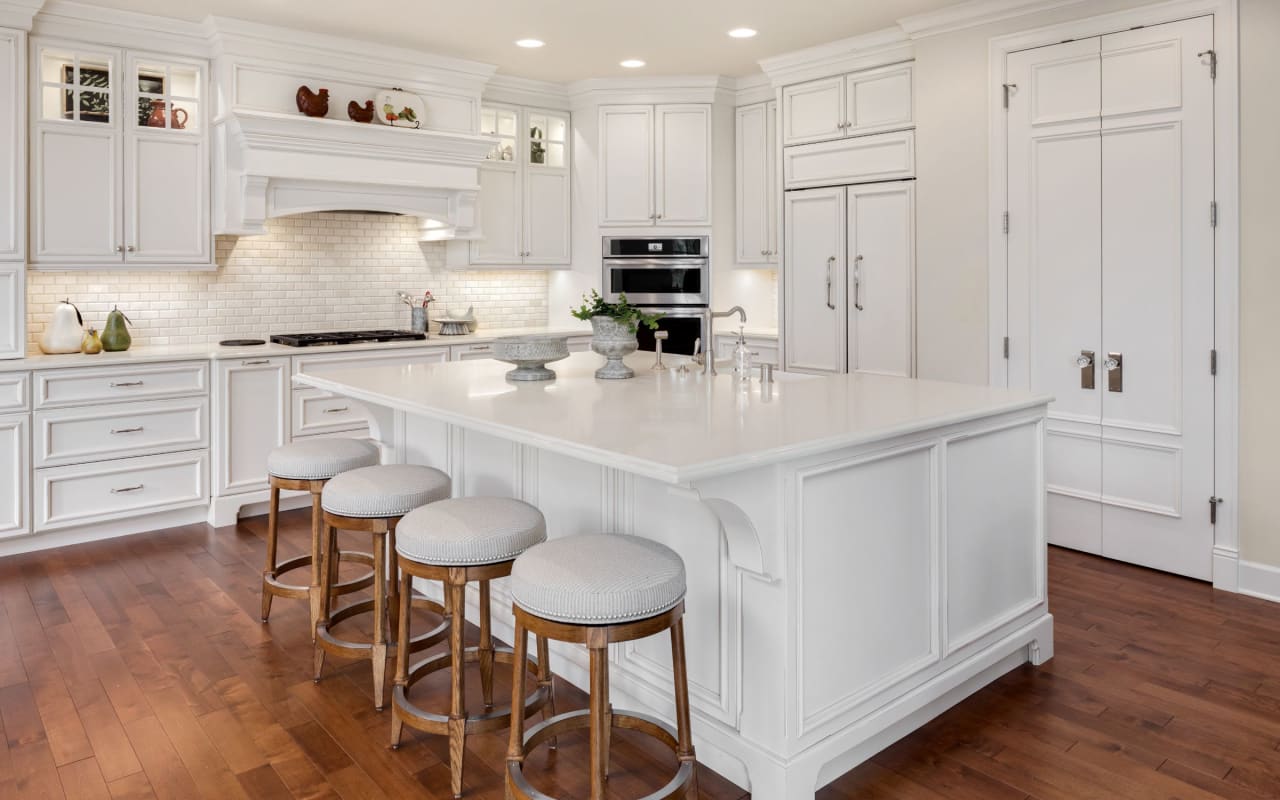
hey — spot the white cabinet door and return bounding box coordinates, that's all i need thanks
[470,165,522,264]
[0,29,24,262]
[0,264,21,360]
[598,105,654,225]
[450,343,494,361]
[126,134,208,264]
[32,124,121,262]
[523,168,570,265]
[654,105,710,226]
[735,102,777,265]
[848,182,914,378]
[781,76,844,146]
[844,63,913,136]
[0,413,27,538]
[784,187,846,374]
[214,357,288,496]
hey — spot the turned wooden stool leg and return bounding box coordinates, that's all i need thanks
[588,640,609,800]
[371,531,389,711]
[307,489,324,641]
[536,634,557,749]
[327,523,341,613]
[479,580,495,710]
[671,617,698,792]
[506,618,529,773]
[447,572,468,799]
[261,485,281,621]
[387,522,401,641]
[391,564,412,748]
[313,522,337,681]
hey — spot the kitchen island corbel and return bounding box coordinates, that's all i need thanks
[296,352,1052,799]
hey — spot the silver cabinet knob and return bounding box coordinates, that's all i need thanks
[1076,353,1094,368]
[115,245,124,253]
[127,245,136,252]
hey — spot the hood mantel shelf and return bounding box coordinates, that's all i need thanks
[214,109,499,238]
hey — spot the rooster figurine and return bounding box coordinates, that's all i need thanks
[295,85,329,118]
[347,99,375,123]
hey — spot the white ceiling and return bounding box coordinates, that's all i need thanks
[71,0,969,82]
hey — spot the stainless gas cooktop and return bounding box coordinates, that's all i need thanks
[269,330,427,347]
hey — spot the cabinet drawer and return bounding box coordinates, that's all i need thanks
[0,372,28,413]
[291,347,449,377]
[293,388,368,437]
[450,343,494,361]
[783,129,915,190]
[35,361,209,408]
[34,396,209,468]
[34,450,208,532]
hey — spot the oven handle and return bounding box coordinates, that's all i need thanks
[603,258,710,269]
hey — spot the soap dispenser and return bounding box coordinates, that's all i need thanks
[732,327,754,384]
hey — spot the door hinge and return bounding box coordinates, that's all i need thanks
[1210,496,1223,525]
[1002,83,1016,109]
[1210,348,1218,376]
[1002,336,1010,359]
[1002,211,1010,234]
[1210,200,1218,228]
[1198,49,1217,79]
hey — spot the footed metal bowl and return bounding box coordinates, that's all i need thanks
[491,334,571,381]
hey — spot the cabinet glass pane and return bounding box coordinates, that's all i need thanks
[536,141,565,168]
[528,112,568,166]
[40,50,113,123]
[78,91,111,124]
[134,63,200,130]
[480,107,517,162]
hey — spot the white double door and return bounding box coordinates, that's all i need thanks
[1006,17,1216,579]
[784,181,914,377]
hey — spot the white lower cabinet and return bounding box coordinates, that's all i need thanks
[214,356,288,495]
[291,347,448,438]
[0,413,28,538]
[35,449,207,531]
[451,342,494,361]
[713,334,779,368]
[34,395,208,468]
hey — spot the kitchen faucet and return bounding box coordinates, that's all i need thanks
[697,306,747,376]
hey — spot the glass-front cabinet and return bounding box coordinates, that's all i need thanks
[30,40,211,269]
[469,103,570,267]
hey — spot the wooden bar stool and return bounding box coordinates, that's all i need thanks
[506,534,697,800]
[261,438,380,637]
[314,463,452,709]
[389,496,557,798]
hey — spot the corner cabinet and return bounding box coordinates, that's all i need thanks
[30,40,212,269]
[465,104,570,268]
[598,104,710,227]
[781,62,913,147]
[735,100,777,266]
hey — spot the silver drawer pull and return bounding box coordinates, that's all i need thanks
[242,359,270,366]
[110,426,144,434]
[111,484,144,494]
[110,380,144,388]
[469,345,490,351]
[323,406,350,414]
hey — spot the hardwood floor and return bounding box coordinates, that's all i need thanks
[0,510,1277,799]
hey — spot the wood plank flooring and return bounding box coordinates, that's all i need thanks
[0,509,1276,798]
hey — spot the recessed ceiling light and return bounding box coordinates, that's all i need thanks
[515,39,545,48]
[620,59,646,68]
[728,28,758,38]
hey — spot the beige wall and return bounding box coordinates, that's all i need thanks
[1237,0,1280,567]
[911,0,1280,569]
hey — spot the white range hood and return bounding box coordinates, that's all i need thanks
[213,109,496,238]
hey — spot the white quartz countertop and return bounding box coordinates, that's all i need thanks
[296,351,1050,484]
[0,326,592,373]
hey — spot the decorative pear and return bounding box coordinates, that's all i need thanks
[81,327,102,354]
[101,306,133,352]
[38,299,84,354]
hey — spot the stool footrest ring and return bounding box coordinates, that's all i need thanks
[264,549,376,598]
[392,645,550,737]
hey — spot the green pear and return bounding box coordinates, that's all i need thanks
[101,306,132,352]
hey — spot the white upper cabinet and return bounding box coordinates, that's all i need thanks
[599,103,710,227]
[0,29,24,264]
[782,63,913,147]
[467,104,570,267]
[30,40,211,269]
[735,100,777,265]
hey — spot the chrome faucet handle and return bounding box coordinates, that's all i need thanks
[652,331,670,371]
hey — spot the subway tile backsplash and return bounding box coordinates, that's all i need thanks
[25,212,549,350]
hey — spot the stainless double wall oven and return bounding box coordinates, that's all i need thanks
[602,236,709,356]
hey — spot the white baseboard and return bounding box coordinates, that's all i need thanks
[1238,560,1280,604]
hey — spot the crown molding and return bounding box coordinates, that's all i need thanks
[897,0,1094,39]
[484,74,571,111]
[758,26,913,87]
[730,72,774,106]
[0,0,42,31]
[32,0,209,51]
[567,74,734,108]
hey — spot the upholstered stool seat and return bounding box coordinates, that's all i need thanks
[260,438,380,634]
[390,496,555,799]
[322,464,451,518]
[314,464,453,710]
[507,535,696,800]
[510,534,686,625]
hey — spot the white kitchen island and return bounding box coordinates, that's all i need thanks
[295,352,1053,799]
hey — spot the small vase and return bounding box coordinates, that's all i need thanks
[590,316,638,380]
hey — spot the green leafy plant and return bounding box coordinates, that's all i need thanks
[571,290,663,333]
